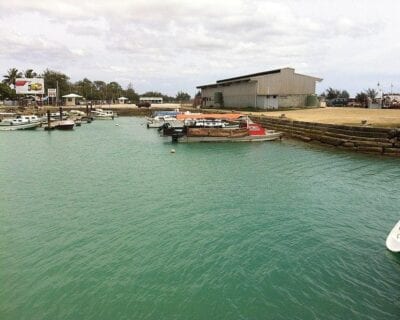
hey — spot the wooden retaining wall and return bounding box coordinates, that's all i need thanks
[250,116,400,156]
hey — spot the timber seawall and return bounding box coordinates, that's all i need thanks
[251,116,400,156]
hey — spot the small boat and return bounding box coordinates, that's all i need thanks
[386,220,400,252]
[147,115,177,128]
[70,110,86,116]
[55,120,75,130]
[172,123,282,143]
[0,115,42,131]
[50,111,69,120]
[171,114,282,143]
[92,109,116,120]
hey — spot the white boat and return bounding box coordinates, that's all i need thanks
[0,115,42,131]
[147,115,177,128]
[386,220,400,252]
[70,110,86,116]
[92,109,116,120]
[50,111,69,120]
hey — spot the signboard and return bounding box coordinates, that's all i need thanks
[48,88,57,97]
[15,78,45,95]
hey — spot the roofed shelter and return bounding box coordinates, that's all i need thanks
[62,93,83,106]
[118,97,128,104]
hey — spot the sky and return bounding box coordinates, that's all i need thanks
[0,0,399,97]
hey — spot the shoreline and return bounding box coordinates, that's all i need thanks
[2,105,400,156]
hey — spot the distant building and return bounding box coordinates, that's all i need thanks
[140,97,163,104]
[62,93,83,106]
[118,97,128,104]
[383,93,400,108]
[197,67,322,109]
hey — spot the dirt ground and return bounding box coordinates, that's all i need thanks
[252,107,400,128]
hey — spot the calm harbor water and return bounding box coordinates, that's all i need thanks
[1,117,399,320]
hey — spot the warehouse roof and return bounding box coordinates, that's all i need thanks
[216,69,281,83]
[197,67,322,89]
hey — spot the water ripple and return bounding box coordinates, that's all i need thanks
[1,117,399,319]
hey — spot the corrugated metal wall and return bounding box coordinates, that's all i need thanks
[202,82,256,108]
[200,68,319,108]
[253,68,316,95]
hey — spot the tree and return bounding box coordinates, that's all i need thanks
[0,82,16,100]
[324,87,350,100]
[24,69,37,78]
[93,81,107,101]
[125,83,139,102]
[355,91,368,107]
[42,69,70,99]
[365,88,378,99]
[142,91,164,97]
[176,91,191,102]
[340,90,350,99]
[106,81,123,101]
[3,68,22,87]
[325,87,341,100]
[74,78,95,100]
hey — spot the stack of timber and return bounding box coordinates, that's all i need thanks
[251,116,400,156]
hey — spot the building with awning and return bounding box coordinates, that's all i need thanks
[62,93,83,106]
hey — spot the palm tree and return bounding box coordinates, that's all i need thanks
[3,68,22,87]
[325,87,341,100]
[365,88,378,99]
[24,69,37,78]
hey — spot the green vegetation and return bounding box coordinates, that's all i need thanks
[1,67,191,103]
[0,82,16,100]
[176,91,191,102]
[321,87,349,99]
[2,68,22,87]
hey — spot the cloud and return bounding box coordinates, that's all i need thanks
[0,0,399,95]
[0,31,82,63]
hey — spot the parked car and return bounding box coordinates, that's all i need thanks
[136,102,151,108]
[327,98,348,106]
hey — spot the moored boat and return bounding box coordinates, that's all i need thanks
[55,120,75,130]
[0,115,42,131]
[171,113,282,143]
[147,115,177,128]
[50,111,69,120]
[92,109,116,120]
[386,220,400,252]
[173,127,282,143]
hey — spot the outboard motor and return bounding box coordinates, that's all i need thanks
[171,132,179,143]
[171,128,184,143]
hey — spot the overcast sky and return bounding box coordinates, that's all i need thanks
[0,0,399,96]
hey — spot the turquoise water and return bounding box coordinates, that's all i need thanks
[1,117,399,320]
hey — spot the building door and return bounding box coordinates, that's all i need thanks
[265,95,278,109]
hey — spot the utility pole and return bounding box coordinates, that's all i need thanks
[56,80,59,107]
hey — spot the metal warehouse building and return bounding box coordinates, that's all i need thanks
[197,67,322,109]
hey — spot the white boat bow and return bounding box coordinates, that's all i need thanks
[386,220,400,252]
